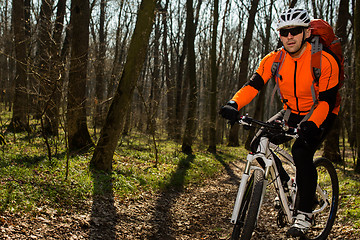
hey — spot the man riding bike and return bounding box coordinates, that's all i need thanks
[220,8,339,237]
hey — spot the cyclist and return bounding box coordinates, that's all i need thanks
[220,8,339,237]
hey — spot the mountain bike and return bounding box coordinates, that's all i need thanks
[230,115,339,240]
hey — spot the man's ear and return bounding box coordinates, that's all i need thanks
[305,28,311,38]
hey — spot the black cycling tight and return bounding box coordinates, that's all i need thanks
[292,138,318,213]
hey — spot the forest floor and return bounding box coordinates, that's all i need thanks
[0,157,359,240]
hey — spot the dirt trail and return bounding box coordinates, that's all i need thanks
[0,159,358,239]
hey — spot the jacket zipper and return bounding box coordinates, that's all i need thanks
[294,61,300,112]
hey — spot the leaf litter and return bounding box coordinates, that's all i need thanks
[0,160,358,239]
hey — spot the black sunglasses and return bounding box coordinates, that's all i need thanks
[279,26,304,37]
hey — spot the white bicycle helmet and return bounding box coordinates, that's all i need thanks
[276,8,310,30]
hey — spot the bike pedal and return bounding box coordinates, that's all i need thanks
[274,196,281,210]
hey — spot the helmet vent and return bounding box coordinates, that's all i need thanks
[277,8,311,30]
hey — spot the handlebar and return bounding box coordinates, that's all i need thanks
[238,114,298,138]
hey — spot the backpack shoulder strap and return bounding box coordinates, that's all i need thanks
[310,36,324,105]
[310,36,323,82]
[270,48,291,116]
[271,48,286,78]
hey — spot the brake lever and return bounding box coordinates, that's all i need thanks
[239,115,252,130]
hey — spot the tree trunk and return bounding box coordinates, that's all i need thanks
[228,0,259,146]
[182,0,197,155]
[10,0,30,133]
[0,0,11,107]
[354,0,360,173]
[174,26,187,141]
[207,0,219,153]
[162,0,176,139]
[146,15,161,135]
[108,2,126,100]
[311,0,318,19]
[323,0,349,164]
[244,0,273,150]
[91,0,157,172]
[67,0,94,153]
[36,0,56,135]
[173,0,202,142]
[45,0,67,136]
[94,0,107,129]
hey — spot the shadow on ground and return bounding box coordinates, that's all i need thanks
[148,154,195,239]
[147,151,245,239]
[214,153,242,185]
[89,170,118,240]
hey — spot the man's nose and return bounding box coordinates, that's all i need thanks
[285,32,294,38]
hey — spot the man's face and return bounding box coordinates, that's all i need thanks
[279,26,311,55]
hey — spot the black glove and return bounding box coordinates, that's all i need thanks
[298,121,321,147]
[219,100,239,124]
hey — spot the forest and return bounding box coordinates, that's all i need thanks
[0,0,360,239]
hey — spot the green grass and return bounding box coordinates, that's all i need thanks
[0,136,92,213]
[336,167,360,229]
[0,129,247,214]
[1,124,360,236]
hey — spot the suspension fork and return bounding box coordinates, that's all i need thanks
[230,157,271,223]
[230,154,254,224]
[230,137,272,224]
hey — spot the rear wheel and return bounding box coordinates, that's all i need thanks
[231,169,264,240]
[302,157,339,240]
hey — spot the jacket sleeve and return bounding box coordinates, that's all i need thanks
[308,52,339,127]
[231,51,276,110]
[231,84,259,110]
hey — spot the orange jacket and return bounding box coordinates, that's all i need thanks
[231,42,339,127]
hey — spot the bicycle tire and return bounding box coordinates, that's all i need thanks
[301,157,339,240]
[231,169,264,240]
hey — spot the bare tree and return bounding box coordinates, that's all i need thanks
[67,0,94,153]
[10,0,30,133]
[0,0,12,108]
[244,0,274,150]
[228,0,260,146]
[323,0,349,163]
[46,0,67,136]
[207,0,219,153]
[162,0,176,138]
[173,1,189,142]
[172,0,203,142]
[182,0,198,154]
[355,0,360,173]
[108,0,128,100]
[91,0,157,172]
[94,0,107,129]
[145,13,162,136]
[35,0,56,135]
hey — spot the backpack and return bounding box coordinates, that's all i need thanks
[271,19,344,121]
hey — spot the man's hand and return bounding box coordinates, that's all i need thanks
[219,100,239,124]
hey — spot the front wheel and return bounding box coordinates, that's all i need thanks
[302,157,339,240]
[231,169,264,240]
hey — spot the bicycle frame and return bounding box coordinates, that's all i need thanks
[231,135,297,225]
[229,115,338,240]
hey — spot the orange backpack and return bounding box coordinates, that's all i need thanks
[271,19,344,119]
[310,19,344,113]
